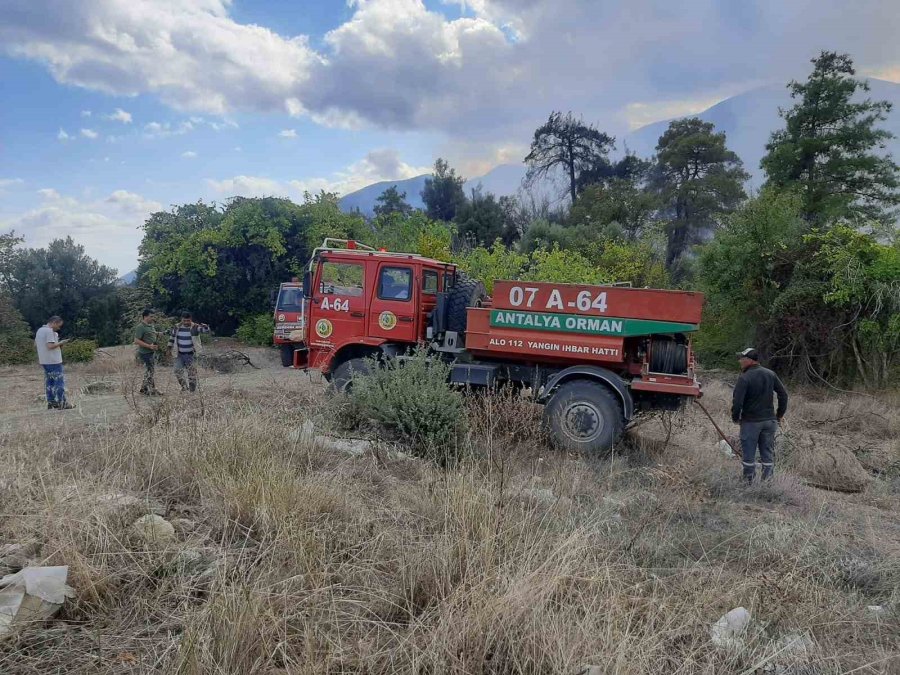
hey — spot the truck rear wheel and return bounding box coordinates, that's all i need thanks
[446,273,486,334]
[280,344,295,368]
[330,357,371,393]
[543,380,624,455]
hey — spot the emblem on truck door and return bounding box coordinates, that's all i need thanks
[315,319,333,338]
[378,311,397,331]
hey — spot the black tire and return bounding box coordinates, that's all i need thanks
[543,380,624,455]
[280,344,295,368]
[330,357,372,393]
[446,273,487,334]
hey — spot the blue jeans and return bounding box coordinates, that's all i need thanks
[740,419,777,482]
[174,353,198,391]
[42,364,66,405]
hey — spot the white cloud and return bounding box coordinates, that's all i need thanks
[143,120,193,138]
[37,188,60,200]
[181,150,198,158]
[206,175,288,198]
[3,0,899,148]
[0,189,163,274]
[57,128,71,141]
[105,107,132,124]
[622,88,750,130]
[278,129,297,138]
[0,178,25,192]
[80,128,99,139]
[209,148,431,200]
[80,109,92,117]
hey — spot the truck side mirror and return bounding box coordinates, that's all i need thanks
[269,289,277,306]
[302,271,312,298]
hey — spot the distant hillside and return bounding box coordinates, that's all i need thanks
[116,270,137,286]
[624,79,900,188]
[338,164,531,218]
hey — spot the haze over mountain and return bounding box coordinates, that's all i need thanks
[339,79,900,215]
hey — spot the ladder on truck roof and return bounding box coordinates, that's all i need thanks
[309,238,454,266]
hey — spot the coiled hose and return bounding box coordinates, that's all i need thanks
[649,338,688,374]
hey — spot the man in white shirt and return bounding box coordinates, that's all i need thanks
[35,316,75,410]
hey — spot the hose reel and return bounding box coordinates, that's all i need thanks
[649,337,688,375]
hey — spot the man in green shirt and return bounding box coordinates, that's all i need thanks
[134,309,162,396]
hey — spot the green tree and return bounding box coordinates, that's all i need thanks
[0,291,33,365]
[651,117,748,276]
[373,185,413,218]
[569,178,658,241]
[6,237,118,341]
[139,195,367,333]
[0,230,23,292]
[422,158,466,222]
[761,51,899,225]
[525,111,615,204]
[454,189,506,246]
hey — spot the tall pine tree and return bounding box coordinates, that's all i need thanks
[762,51,899,225]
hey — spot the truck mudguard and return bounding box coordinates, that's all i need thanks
[538,366,634,421]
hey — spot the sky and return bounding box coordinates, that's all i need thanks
[1,0,899,275]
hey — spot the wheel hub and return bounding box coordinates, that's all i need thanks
[563,402,604,441]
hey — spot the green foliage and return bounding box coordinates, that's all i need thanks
[454,189,509,247]
[454,242,527,293]
[0,292,33,365]
[698,190,900,385]
[139,194,367,333]
[64,339,98,363]
[569,177,658,240]
[525,111,615,203]
[422,158,466,222]
[522,245,606,285]
[762,51,899,225]
[651,117,748,276]
[235,314,275,346]
[3,236,118,344]
[350,349,464,461]
[374,186,413,218]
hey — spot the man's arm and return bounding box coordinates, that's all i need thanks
[774,375,788,420]
[731,375,747,423]
[134,327,158,350]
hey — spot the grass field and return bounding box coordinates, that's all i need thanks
[1,344,898,673]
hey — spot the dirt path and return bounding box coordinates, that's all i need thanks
[0,343,316,434]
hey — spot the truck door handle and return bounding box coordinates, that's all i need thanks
[399,316,413,323]
[351,312,365,318]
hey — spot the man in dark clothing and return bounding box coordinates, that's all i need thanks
[732,348,789,482]
[134,309,162,396]
[168,311,209,392]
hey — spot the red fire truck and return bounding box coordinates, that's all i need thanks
[291,239,704,453]
[272,278,306,367]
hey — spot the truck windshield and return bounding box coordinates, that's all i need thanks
[276,287,304,311]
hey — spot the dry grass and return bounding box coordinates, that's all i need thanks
[0,355,898,673]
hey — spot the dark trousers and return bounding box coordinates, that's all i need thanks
[42,364,66,405]
[174,353,198,392]
[740,419,777,482]
[139,352,156,393]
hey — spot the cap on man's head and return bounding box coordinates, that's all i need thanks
[181,311,192,319]
[737,347,759,361]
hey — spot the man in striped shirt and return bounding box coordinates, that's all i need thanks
[168,311,210,392]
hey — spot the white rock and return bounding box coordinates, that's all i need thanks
[867,605,886,615]
[315,435,371,456]
[710,606,751,650]
[0,566,75,639]
[777,632,814,659]
[716,439,737,457]
[130,515,176,544]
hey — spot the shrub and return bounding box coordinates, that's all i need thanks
[235,314,274,346]
[350,349,464,461]
[0,292,34,365]
[64,339,98,363]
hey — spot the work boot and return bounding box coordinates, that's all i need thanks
[58,402,76,410]
[47,401,59,410]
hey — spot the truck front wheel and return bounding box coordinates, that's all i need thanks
[543,380,624,455]
[280,344,295,368]
[330,357,371,393]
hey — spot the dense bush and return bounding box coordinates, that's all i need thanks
[350,349,464,462]
[0,292,34,365]
[235,314,275,346]
[64,339,98,363]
